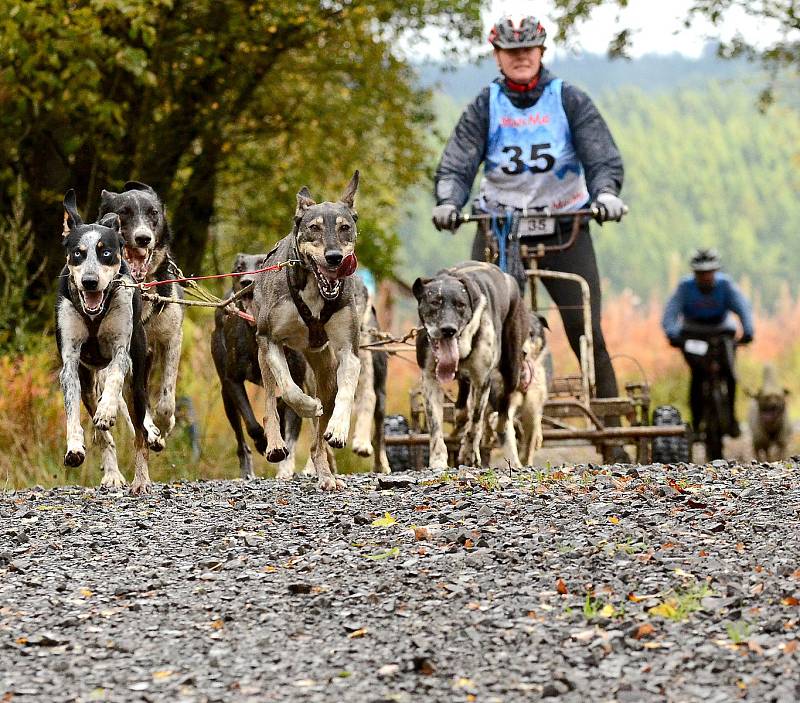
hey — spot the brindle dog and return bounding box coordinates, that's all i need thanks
[250,172,362,491]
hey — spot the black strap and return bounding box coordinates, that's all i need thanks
[287,266,340,349]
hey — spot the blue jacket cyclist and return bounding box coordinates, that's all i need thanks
[662,248,754,438]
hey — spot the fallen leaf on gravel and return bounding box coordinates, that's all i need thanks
[152,670,173,680]
[634,623,655,639]
[79,588,93,598]
[454,677,475,689]
[413,656,436,675]
[782,597,800,607]
[348,628,368,638]
[365,547,400,560]
[600,604,616,617]
[748,640,765,655]
[782,640,798,653]
[413,527,430,541]
[649,601,678,618]
[608,516,619,524]
[210,619,224,630]
[556,579,568,595]
[371,512,396,527]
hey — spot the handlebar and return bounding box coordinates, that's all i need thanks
[452,205,629,228]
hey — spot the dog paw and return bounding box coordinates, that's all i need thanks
[129,478,151,496]
[285,391,323,419]
[100,471,127,488]
[351,437,373,457]
[266,445,289,463]
[64,445,86,468]
[324,415,350,449]
[253,432,268,455]
[147,427,165,452]
[93,406,117,432]
[317,474,345,491]
[275,465,294,481]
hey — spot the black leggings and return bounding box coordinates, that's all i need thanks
[471,218,620,402]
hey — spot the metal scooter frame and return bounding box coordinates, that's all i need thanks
[385,207,686,465]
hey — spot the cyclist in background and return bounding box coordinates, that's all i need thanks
[662,248,754,438]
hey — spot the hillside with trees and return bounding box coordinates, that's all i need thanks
[398,50,800,307]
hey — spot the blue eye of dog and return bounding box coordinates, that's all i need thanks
[101,250,112,260]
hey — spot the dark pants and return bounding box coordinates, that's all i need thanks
[472,218,620,402]
[682,333,737,431]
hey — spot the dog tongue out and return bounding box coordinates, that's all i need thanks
[125,246,149,281]
[434,337,459,383]
[83,291,103,311]
[336,253,358,278]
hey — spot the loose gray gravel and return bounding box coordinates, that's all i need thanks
[2,461,800,702]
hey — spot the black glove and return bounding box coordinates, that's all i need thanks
[738,333,753,345]
[431,204,458,232]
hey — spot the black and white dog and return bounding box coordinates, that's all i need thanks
[251,172,362,491]
[56,190,153,494]
[98,182,182,446]
[414,261,529,468]
[211,253,305,480]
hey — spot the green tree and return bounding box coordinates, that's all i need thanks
[0,0,484,303]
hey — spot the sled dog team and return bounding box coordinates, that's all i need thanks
[56,174,551,493]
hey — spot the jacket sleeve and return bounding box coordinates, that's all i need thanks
[561,83,624,199]
[726,280,755,338]
[434,88,490,208]
[661,285,684,340]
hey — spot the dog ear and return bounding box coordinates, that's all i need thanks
[63,189,83,235]
[340,170,360,209]
[122,181,157,195]
[296,186,316,215]
[412,277,430,301]
[99,213,121,234]
[459,276,482,311]
[98,189,118,216]
[536,313,549,330]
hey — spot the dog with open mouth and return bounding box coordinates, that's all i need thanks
[414,261,529,469]
[56,189,154,494]
[250,172,362,491]
[211,253,307,480]
[98,181,183,448]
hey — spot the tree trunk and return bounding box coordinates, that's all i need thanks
[169,135,221,277]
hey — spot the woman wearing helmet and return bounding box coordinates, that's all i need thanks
[432,15,626,450]
[662,248,755,438]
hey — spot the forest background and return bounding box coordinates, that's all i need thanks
[1,1,799,487]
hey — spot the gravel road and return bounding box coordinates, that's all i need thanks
[2,460,800,702]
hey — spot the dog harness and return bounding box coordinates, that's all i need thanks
[286,266,343,350]
[480,79,589,212]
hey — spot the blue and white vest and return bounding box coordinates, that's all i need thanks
[479,79,590,212]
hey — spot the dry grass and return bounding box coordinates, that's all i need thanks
[3,287,799,490]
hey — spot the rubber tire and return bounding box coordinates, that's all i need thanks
[384,415,430,472]
[651,405,690,464]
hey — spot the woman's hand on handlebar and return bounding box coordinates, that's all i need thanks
[593,193,626,222]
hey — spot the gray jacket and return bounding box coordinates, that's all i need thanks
[434,67,624,208]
